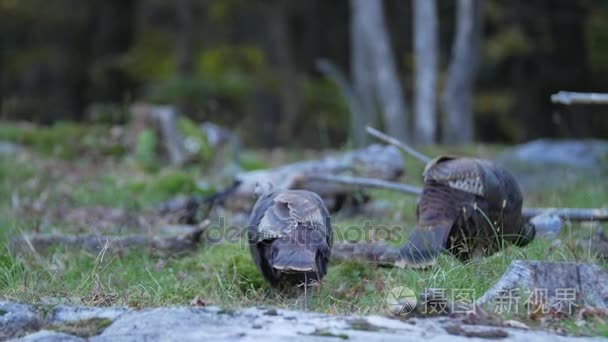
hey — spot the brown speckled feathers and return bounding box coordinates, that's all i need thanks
[399,156,535,268]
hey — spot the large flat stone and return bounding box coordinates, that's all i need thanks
[6,303,606,341]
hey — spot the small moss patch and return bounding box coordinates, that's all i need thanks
[47,318,113,338]
[308,329,349,339]
[348,319,381,332]
[217,308,236,316]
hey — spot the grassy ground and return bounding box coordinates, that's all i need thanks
[0,123,607,335]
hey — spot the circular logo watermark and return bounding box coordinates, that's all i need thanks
[386,286,417,316]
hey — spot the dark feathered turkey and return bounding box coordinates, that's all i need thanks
[248,189,332,290]
[398,156,535,268]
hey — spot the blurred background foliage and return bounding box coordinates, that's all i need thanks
[1,0,607,148]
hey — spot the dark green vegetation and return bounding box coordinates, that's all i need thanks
[0,123,607,336]
[2,1,608,146]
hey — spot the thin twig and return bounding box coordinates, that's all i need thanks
[307,174,423,196]
[366,126,431,163]
[310,173,608,222]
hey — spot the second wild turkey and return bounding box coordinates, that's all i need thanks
[398,156,535,268]
[247,185,332,291]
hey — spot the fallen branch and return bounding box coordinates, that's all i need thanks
[225,144,405,212]
[366,126,431,163]
[331,241,402,265]
[307,174,422,196]
[311,174,608,222]
[551,91,608,105]
[10,228,406,266]
[9,224,208,258]
[522,207,608,221]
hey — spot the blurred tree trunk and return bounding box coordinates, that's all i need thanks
[413,0,438,145]
[350,0,376,147]
[441,0,483,144]
[350,0,374,147]
[270,0,301,144]
[352,0,409,143]
[176,0,195,116]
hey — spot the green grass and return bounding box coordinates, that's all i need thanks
[0,121,126,160]
[0,128,607,336]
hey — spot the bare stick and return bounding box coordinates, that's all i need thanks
[307,174,423,196]
[522,207,608,222]
[551,91,608,105]
[311,173,608,222]
[366,126,431,163]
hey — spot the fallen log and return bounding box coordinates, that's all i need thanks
[331,242,402,265]
[224,144,405,212]
[310,174,608,222]
[9,229,409,266]
[9,224,208,258]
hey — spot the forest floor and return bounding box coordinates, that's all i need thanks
[1,122,608,338]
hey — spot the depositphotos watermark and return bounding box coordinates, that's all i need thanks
[384,286,580,316]
[203,217,408,247]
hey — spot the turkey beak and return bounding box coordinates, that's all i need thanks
[272,249,317,274]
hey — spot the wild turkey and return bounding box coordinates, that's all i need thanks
[248,184,332,290]
[398,156,535,268]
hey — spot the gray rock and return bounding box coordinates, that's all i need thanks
[5,302,605,341]
[14,330,85,342]
[496,139,608,191]
[89,305,600,342]
[0,302,42,340]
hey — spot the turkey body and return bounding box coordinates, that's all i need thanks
[399,156,535,268]
[248,189,332,290]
